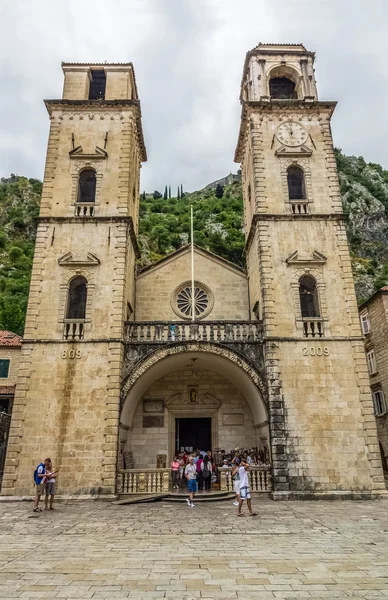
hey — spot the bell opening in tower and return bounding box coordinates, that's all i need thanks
[89,69,106,100]
[269,77,297,99]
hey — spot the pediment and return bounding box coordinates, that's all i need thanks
[275,144,312,157]
[166,392,221,410]
[285,250,327,266]
[69,145,108,159]
[58,252,101,267]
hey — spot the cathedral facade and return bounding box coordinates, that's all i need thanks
[2,44,385,499]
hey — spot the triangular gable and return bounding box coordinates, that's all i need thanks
[137,244,246,279]
[58,252,100,266]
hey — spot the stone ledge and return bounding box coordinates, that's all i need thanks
[272,490,388,501]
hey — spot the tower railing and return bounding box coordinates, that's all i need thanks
[124,320,263,344]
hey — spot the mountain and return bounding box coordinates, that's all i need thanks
[1,149,388,334]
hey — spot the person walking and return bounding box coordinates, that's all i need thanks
[201,454,212,491]
[231,457,241,507]
[184,455,197,507]
[236,459,257,517]
[44,459,57,510]
[33,458,50,512]
[171,455,180,489]
[196,453,203,491]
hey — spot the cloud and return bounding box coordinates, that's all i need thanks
[0,0,387,191]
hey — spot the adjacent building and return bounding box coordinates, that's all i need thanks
[0,331,22,487]
[359,287,388,478]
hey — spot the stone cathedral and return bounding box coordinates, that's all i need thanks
[2,44,385,499]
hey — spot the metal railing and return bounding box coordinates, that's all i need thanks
[124,320,263,344]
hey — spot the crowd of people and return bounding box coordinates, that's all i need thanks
[171,447,263,514]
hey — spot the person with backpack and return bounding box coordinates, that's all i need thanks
[33,458,50,512]
[201,454,212,491]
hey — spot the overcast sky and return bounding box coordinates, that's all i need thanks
[0,0,387,192]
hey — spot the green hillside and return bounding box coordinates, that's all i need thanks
[1,149,388,334]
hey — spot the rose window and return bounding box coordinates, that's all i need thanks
[172,281,214,320]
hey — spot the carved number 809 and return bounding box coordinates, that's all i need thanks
[302,347,329,356]
[62,349,82,359]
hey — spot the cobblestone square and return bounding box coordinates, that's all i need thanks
[1,498,388,599]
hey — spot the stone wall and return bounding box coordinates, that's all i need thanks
[276,339,381,491]
[124,368,259,468]
[135,248,249,322]
[3,341,122,497]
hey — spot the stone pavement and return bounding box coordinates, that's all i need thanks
[1,498,388,599]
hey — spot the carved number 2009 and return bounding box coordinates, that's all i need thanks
[302,347,329,356]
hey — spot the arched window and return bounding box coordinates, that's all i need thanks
[270,77,297,99]
[67,276,87,320]
[287,166,306,200]
[77,169,96,203]
[299,275,320,318]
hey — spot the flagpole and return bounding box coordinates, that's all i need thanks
[190,205,195,322]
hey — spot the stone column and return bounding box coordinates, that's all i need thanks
[300,59,311,98]
[258,59,267,99]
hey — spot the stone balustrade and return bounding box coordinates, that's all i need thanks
[124,320,263,344]
[63,320,85,340]
[219,466,272,493]
[302,318,324,338]
[290,200,309,214]
[74,202,95,217]
[119,468,170,495]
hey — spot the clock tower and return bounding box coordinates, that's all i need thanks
[236,44,385,497]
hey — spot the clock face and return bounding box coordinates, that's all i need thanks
[276,122,308,147]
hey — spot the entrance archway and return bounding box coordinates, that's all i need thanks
[120,344,268,469]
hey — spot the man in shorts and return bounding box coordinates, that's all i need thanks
[185,455,197,507]
[231,457,241,506]
[237,459,257,517]
[33,458,50,513]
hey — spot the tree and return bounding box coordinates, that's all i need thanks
[168,185,171,199]
[177,187,180,200]
[164,185,168,200]
[215,184,224,198]
[181,184,184,198]
[153,190,162,199]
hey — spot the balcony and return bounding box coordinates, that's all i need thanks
[63,319,85,340]
[74,203,95,217]
[302,318,324,338]
[290,200,309,214]
[124,320,263,344]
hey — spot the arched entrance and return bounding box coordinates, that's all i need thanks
[120,344,269,472]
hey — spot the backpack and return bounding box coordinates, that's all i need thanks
[202,463,210,477]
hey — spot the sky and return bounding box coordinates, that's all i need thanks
[0,0,387,192]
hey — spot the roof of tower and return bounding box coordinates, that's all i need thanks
[238,42,315,101]
[61,61,140,100]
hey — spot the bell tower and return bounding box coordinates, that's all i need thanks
[2,63,146,497]
[236,44,385,497]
